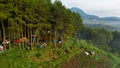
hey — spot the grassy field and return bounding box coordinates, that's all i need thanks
[0,38,120,68]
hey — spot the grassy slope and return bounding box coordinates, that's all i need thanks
[59,40,120,68]
[0,39,120,68]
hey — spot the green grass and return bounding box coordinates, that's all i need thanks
[0,38,81,68]
[84,40,120,68]
[59,39,120,68]
[0,38,120,68]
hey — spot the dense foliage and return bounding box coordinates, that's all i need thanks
[109,31,120,55]
[79,26,120,56]
[0,0,82,43]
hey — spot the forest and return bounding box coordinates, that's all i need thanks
[79,26,120,55]
[0,0,82,50]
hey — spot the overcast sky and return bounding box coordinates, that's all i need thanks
[52,0,120,17]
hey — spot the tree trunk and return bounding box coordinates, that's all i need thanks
[50,28,52,45]
[18,25,21,51]
[54,26,57,46]
[0,30,1,42]
[21,24,24,49]
[27,26,29,42]
[8,22,11,49]
[30,28,33,50]
[1,20,6,50]
[1,20,6,42]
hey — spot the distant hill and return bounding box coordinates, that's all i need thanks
[85,24,115,31]
[71,7,120,22]
[70,7,120,31]
[101,17,120,22]
[71,7,99,20]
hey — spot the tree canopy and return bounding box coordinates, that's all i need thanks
[0,0,83,41]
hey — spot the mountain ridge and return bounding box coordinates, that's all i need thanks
[70,7,120,31]
[70,7,99,20]
[70,7,120,22]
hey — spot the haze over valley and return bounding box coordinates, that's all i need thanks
[71,7,120,31]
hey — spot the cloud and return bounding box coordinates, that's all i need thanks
[52,0,120,17]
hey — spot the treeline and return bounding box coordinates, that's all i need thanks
[79,26,120,55]
[0,0,82,43]
[84,24,115,31]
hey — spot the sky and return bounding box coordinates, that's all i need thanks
[52,0,120,17]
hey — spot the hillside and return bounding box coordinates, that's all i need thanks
[70,7,120,22]
[85,24,115,31]
[59,40,120,68]
[70,7,120,31]
[71,7,99,20]
[0,39,120,68]
[1,0,120,68]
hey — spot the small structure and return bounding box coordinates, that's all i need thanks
[0,45,4,52]
[2,40,10,49]
[91,52,95,55]
[2,40,10,44]
[15,39,21,46]
[85,51,90,55]
[37,42,47,49]
[84,51,95,56]
[41,42,47,48]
